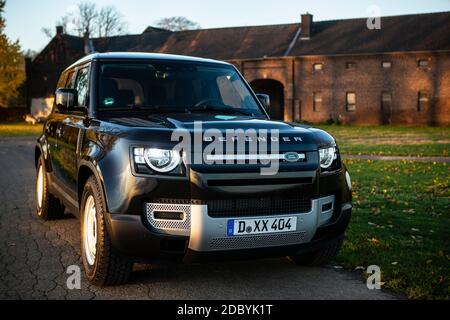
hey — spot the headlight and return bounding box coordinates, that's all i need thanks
[133,148,181,173]
[319,146,337,169]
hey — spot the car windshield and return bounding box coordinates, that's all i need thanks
[98,61,264,116]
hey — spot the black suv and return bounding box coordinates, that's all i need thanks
[35,53,352,286]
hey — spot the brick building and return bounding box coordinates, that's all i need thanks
[26,12,450,125]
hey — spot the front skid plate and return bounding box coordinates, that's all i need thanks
[188,196,335,252]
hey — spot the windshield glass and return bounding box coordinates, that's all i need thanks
[98,61,264,115]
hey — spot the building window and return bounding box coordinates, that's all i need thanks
[346,62,356,70]
[313,63,323,72]
[381,92,392,124]
[418,91,429,112]
[382,61,392,69]
[418,59,429,68]
[346,92,356,112]
[313,92,322,112]
[381,92,392,102]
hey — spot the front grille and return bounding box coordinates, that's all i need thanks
[207,177,313,186]
[207,196,312,218]
[210,231,307,250]
[146,203,191,232]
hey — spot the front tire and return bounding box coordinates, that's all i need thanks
[80,176,133,286]
[289,236,344,266]
[35,157,65,220]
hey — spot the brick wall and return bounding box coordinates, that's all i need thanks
[296,52,450,125]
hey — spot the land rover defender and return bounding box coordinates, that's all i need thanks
[35,53,352,286]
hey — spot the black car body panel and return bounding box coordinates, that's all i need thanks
[35,53,352,264]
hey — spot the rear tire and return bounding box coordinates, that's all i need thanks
[80,176,133,286]
[35,157,65,220]
[289,236,344,266]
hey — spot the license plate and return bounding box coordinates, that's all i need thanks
[227,217,297,236]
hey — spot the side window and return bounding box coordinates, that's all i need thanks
[56,73,67,89]
[75,67,90,108]
[65,70,76,88]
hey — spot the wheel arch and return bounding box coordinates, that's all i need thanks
[77,161,109,213]
[35,143,52,172]
[35,146,41,168]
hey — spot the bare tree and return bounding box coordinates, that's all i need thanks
[41,2,127,39]
[71,2,98,37]
[23,49,38,60]
[41,27,53,39]
[156,16,201,31]
[96,6,127,38]
[42,15,70,39]
[56,15,70,33]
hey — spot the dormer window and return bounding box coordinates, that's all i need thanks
[382,61,392,69]
[313,63,323,72]
[346,62,356,70]
[418,59,429,68]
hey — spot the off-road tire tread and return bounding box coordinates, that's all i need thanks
[82,176,132,286]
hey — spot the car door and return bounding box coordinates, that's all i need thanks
[47,70,75,188]
[54,64,90,201]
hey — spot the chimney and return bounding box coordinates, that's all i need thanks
[300,13,313,39]
[56,26,64,36]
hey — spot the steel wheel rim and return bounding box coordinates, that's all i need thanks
[37,165,44,210]
[83,195,97,266]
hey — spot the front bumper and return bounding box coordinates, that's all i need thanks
[106,197,352,263]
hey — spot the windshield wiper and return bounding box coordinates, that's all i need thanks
[187,105,254,116]
[141,106,190,114]
[100,106,190,113]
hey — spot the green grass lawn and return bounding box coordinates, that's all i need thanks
[0,122,43,137]
[339,159,450,299]
[316,125,450,157]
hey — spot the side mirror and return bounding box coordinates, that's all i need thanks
[256,94,270,111]
[55,88,77,111]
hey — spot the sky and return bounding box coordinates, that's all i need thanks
[5,0,450,52]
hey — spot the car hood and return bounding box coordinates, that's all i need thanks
[101,113,336,148]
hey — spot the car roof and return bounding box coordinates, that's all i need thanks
[65,52,231,70]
